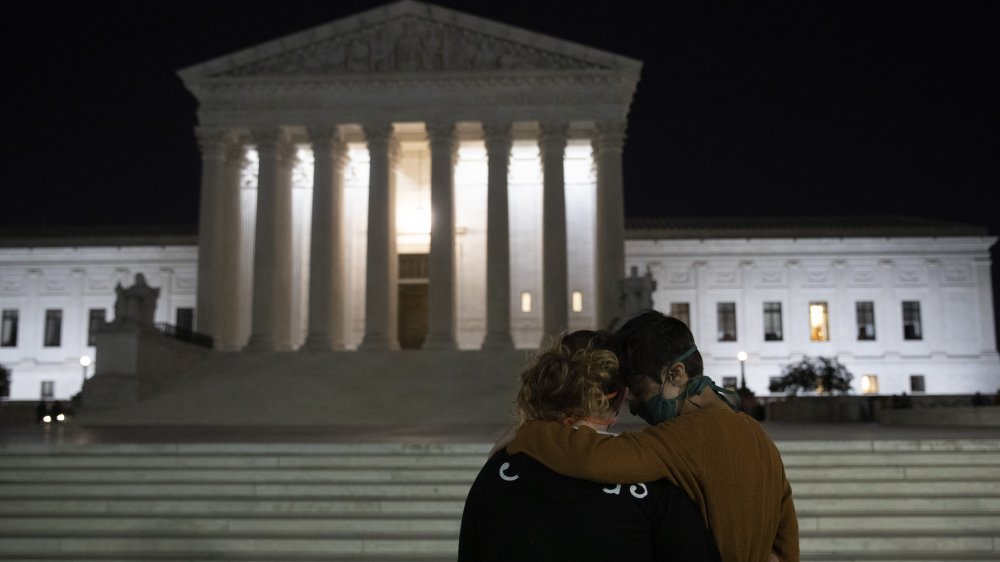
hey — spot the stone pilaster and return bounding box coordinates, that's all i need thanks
[592,121,627,330]
[303,127,348,351]
[539,122,569,344]
[423,121,459,350]
[245,128,295,352]
[359,123,401,351]
[481,122,515,350]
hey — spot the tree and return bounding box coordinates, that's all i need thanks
[769,356,853,396]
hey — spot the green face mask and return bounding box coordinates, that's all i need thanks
[636,346,741,425]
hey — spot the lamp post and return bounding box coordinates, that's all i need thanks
[79,355,92,389]
[737,351,747,390]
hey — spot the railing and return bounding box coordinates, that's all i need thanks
[154,323,214,349]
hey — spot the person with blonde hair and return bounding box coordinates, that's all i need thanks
[458,330,720,561]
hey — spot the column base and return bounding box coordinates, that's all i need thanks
[300,334,344,352]
[422,333,458,351]
[481,333,515,351]
[357,333,399,351]
[243,334,274,353]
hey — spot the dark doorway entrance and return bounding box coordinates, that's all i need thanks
[398,254,429,350]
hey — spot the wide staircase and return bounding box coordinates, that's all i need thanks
[0,439,998,561]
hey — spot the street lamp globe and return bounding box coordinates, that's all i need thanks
[79,356,92,368]
[737,351,747,362]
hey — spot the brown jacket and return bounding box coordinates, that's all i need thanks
[507,398,799,562]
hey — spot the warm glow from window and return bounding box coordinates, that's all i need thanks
[861,375,879,395]
[521,291,532,312]
[809,302,829,341]
[572,291,583,312]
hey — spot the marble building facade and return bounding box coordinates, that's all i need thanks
[1,2,997,400]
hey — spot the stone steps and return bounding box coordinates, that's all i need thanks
[0,440,997,561]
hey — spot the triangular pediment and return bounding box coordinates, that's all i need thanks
[179,1,640,81]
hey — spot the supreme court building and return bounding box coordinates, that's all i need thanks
[180,0,640,354]
[2,1,998,406]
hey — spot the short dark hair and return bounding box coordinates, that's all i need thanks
[612,310,704,386]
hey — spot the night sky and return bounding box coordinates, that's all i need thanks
[3,3,999,292]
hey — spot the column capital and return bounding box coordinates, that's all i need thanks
[482,121,513,154]
[427,121,458,163]
[307,126,348,168]
[362,123,394,146]
[592,121,627,153]
[251,128,294,161]
[538,121,568,157]
[195,127,237,161]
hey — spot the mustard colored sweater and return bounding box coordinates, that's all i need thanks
[507,398,799,562]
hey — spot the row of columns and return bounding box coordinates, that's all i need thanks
[195,121,627,352]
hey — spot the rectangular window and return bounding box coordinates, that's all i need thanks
[669,302,690,327]
[722,376,738,390]
[855,301,876,341]
[41,381,54,400]
[910,375,926,393]
[87,309,106,346]
[763,302,783,341]
[1,309,18,347]
[571,291,584,313]
[43,309,62,347]
[520,291,532,313]
[717,302,737,341]
[861,375,879,395]
[809,301,829,342]
[902,301,922,340]
[176,307,195,332]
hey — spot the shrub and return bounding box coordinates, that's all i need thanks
[769,356,853,396]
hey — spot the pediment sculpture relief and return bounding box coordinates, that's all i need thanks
[220,16,604,77]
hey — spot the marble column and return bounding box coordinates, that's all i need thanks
[592,121,627,330]
[539,122,569,344]
[302,127,348,351]
[214,140,245,350]
[423,121,459,350]
[194,128,231,341]
[358,124,400,351]
[481,122,515,350]
[245,128,295,352]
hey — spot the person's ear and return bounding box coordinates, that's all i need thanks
[670,363,689,386]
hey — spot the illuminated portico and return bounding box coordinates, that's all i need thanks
[180,1,641,352]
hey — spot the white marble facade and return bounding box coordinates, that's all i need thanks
[0,244,198,400]
[179,1,637,354]
[627,235,1000,396]
[3,2,998,400]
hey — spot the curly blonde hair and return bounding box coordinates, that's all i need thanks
[517,331,622,423]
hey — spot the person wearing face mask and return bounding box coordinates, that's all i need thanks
[459,330,721,562]
[504,312,798,562]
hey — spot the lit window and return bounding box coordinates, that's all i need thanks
[861,375,879,395]
[763,302,783,341]
[1,309,18,347]
[902,301,922,340]
[669,303,690,328]
[520,291,532,313]
[809,302,829,342]
[855,301,875,341]
[722,377,738,390]
[571,291,583,313]
[43,310,62,347]
[910,375,926,393]
[717,303,737,342]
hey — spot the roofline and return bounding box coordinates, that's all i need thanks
[178,0,642,84]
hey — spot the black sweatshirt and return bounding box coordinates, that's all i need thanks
[459,449,721,562]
